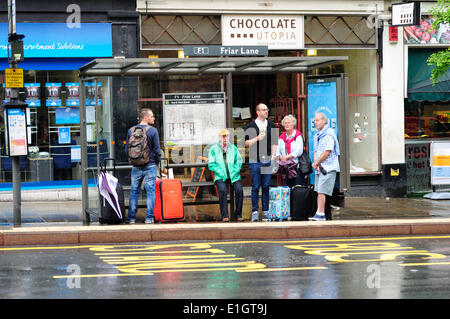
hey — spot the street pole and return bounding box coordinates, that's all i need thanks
[7,0,22,227]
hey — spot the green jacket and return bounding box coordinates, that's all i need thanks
[208,143,242,183]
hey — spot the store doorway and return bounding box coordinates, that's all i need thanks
[232,73,302,130]
[231,73,302,186]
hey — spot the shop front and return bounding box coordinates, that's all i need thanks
[404,13,450,195]
[137,1,383,196]
[0,22,112,187]
[0,0,138,192]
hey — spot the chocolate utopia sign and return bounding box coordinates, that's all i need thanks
[221,15,304,50]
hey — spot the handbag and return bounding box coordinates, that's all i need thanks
[298,136,313,175]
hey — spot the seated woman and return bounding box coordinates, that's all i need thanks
[276,114,306,187]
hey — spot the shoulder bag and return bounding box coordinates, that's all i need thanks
[298,137,313,175]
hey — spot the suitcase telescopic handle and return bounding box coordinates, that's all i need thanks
[158,158,169,179]
[102,157,116,175]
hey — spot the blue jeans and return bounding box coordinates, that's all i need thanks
[250,161,272,212]
[128,163,157,220]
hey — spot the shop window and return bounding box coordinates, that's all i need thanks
[0,71,112,184]
[405,101,450,139]
[316,49,380,173]
[406,48,450,139]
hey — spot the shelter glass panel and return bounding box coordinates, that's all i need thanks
[138,74,224,180]
[0,70,110,184]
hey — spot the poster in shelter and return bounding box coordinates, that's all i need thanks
[163,92,226,146]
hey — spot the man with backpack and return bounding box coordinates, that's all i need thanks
[125,108,160,224]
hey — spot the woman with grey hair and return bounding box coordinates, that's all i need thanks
[276,114,306,187]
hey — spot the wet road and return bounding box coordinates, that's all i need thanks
[2,195,450,227]
[1,235,450,299]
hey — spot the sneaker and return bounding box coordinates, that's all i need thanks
[309,213,326,221]
[128,218,136,225]
[145,217,155,224]
[251,211,259,222]
[262,211,270,222]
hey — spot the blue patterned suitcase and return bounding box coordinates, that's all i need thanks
[268,186,290,221]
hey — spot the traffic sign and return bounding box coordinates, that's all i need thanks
[5,68,23,88]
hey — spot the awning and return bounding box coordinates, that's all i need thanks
[408,48,450,102]
[78,56,348,76]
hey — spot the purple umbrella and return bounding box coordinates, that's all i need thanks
[98,170,123,219]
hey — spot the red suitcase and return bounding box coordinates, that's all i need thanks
[154,178,185,222]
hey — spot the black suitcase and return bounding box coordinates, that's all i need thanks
[290,185,315,221]
[99,158,125,225]
[290,184,333,221]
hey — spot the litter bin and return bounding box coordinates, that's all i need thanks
[29,153,53,182]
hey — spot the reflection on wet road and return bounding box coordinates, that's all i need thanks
[1,235,450,298]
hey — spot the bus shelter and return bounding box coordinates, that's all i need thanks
[77,56,348,224]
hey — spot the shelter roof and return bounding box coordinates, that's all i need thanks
[78,56,348,76]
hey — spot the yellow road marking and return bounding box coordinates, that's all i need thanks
[53,265,328,279]
[3,234,450,280]
[53,272,154,279]
[53,264,267,279]
[3,234,450,251]
[236,266,328,272]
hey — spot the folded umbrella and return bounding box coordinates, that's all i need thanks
[98,170,123,219]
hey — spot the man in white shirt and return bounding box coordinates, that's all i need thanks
[244,103,278,222]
